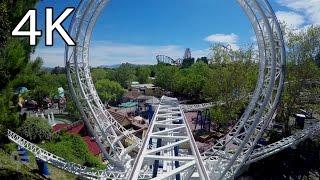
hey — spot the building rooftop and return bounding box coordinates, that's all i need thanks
[131,83,155,89]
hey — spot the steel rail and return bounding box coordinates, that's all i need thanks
[203,0,285,179]
[128,96,209,179]
[65,0,141,168]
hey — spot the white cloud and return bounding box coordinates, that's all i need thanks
[31,47,65,67]
[276,11,305,28]
[277,0,320,25]
[31,42,209,67]
[204,33,239,50]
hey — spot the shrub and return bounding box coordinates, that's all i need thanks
[44,133,105,169]
[18,117,52,143]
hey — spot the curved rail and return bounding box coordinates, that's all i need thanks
[7,130,126,179]
[202,0,286,178]
[156,55,181,66]
[247,120,320,164]
[182,93,252,112]
[65,0,141,168]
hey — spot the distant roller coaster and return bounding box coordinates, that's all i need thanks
[205,44,232,63]
[208,44,258,63]
[7,0,320,180]
[156,55,181,66]
[156,48,192,66]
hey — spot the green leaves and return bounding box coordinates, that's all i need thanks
[0,39,28,88]
[155,64,180,93]
[18,117,52,143]
[287,25,320,66]
[155,58,257,125]
[91,68,108,82]
[91,64,152,88]
[43,133,105,168]
[114,63,137,87]
[136,66,151,84]
[95,79,125,104]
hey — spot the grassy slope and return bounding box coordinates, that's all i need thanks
[0,145,76,180]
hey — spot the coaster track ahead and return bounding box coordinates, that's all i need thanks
[129,96,209,179]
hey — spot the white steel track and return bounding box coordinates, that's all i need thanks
[65,0,141,168]
[129,96,209,179]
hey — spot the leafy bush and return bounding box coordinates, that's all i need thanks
[43,133,105,169]
[18,117,52,143]
[95,79,125,104]
[2,143,16,154]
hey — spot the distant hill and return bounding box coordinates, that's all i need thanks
[98,64,122,68]
[44,63,152,70]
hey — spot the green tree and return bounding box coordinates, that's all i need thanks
[0,0,39,48]
[0,39,28,88]
[18,117,52,143]
[202,61,255,125]
[44,133,105,168]
[210,106,230,131]
[209,44,232,64]
[0,0,40,142]
[287,25,320,66]
[276,25,320,134]
[277,60,320,134]
[91,68,108,82]
[0,2,11,47]
[196,57,208,64]
[95,79,125,105]
[155,64,179,92]
[114,63,136,87]
[181,58,195,68]
[136,66,151,84]
[179,62,210,100]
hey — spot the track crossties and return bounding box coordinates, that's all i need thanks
[129,96,209,179]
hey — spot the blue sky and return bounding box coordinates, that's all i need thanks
[32,0,320,67]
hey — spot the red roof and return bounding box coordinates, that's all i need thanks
[82,136,101,156]
[68,123,84,134]
[52,122,101,156]
[52,124,69,132]
[52,122,84,134]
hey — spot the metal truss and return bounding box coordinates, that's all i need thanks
[182,94,252,112]
[7,129,127,179]
[65,0,141,168]
[208,44,237,62]
[202,0,286,179]
[7,129,156,180]
[65,0,286,179]
[156,55,181,66]
[208,44,259,63]
[129,96,209,180]
[182,102,217,112]
[247,120,320,164]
